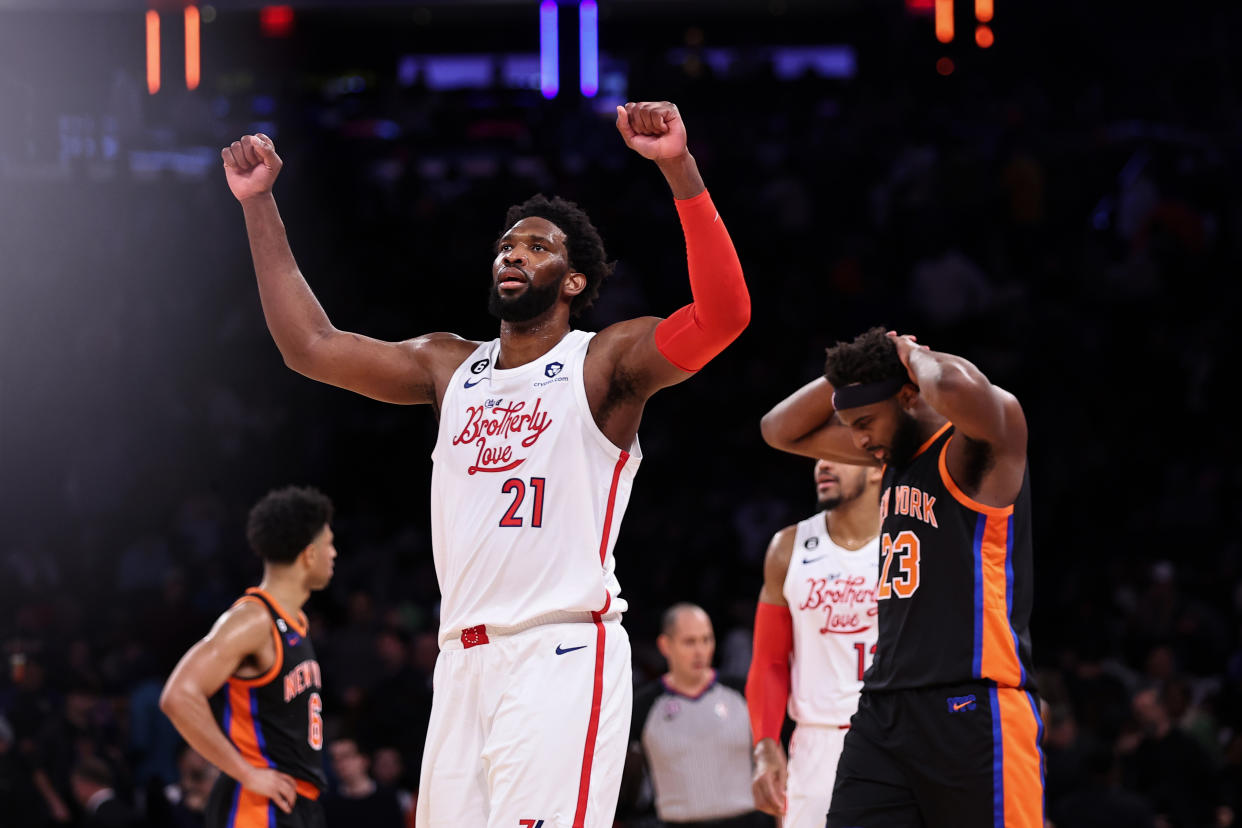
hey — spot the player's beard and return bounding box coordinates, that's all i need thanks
[488,277,561,322]
[817,494,843,511]
[886,411,923,468]
[817,477,862,511]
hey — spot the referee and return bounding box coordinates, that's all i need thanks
[629,604,771,828]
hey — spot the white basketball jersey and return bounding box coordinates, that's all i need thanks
[782,513,880,726]
[430,330,640,646]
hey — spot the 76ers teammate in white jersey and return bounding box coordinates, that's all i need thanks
[219,101,749,828]
[746,460,881,828]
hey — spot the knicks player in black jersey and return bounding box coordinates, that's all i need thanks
[160,486,335,828]
[761,327,1042,828]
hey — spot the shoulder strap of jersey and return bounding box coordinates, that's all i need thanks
[227,592,284,688]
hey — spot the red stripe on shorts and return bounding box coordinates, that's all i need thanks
[572,614,606,828]
[574,454,628,826]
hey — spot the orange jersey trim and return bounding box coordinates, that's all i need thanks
[938,436,1015,518]
[245,587,308,636]
[227,596,284,688]
[230,786,271,828]
[226,682,272,769]
[911,421,953,461]
[978,513,1022,687]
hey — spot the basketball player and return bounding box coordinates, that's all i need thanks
[218,100,749,828]
[160,486,336,828]
[746,459,881,828]
[760,327,1042,828]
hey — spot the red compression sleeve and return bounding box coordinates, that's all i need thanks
[654,190,751,371]
[745,601,793,745]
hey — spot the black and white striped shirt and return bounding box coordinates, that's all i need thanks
[632,672,755,823]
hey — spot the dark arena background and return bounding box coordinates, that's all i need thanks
[2,0,1241,825]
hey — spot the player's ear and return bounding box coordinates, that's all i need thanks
[562,270,586,299]
[298,544,316,570]
[656,634,671,660]
[897,383,920,410]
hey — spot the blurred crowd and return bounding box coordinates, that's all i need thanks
[3,3,1242,826]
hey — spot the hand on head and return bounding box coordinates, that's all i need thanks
[886,331,928,376]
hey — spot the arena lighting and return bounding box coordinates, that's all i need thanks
[146,10,160,95]
[905,0,934,12]
[540,0,558,99]
[976,0,993,24]
[936,56,955,75]
[260,5,294,38]
[935,0,954,43]
[976,24,994,48]
[185,6,201,91]
[579,0,598,97]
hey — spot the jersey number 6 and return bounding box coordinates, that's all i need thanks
[877,531,921,600]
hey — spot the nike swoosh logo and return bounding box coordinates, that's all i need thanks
[463,376,487,388]
[802,555,827,565]
[953,700,973,711]
[555,644,588,655]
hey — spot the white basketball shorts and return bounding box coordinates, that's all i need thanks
[786,723,850,828]
[416,616,631,828]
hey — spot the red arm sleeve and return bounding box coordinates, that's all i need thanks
[653,190,751,371]
[745,601,794,745]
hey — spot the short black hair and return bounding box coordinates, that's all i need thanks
[824,326,908,388]
[246,486,334,564]
[660,602,707,637]
[502,194,614,316]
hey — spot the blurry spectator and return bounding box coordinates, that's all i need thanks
[0,713,45,825]
[625,604,769,827]
[33,685,114,825]
[69,756,137,828]
[321,738,404,828]
[1042,705,1090,812]
[359,628,431,773]
[1049,744,1156,828]
[148,745,218,828]
[1119,687,1221,828]
[371,746,416,828]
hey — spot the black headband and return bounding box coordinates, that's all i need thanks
[831,377,910,411]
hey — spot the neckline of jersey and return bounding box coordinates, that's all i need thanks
[911,421,953,461]
[817,512,880,553]
[246,587,308,637]
[487,330,581,378]
[660,669,718,701]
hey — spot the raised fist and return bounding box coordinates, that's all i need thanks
[615,101,688,161]
[221,134,282,202]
